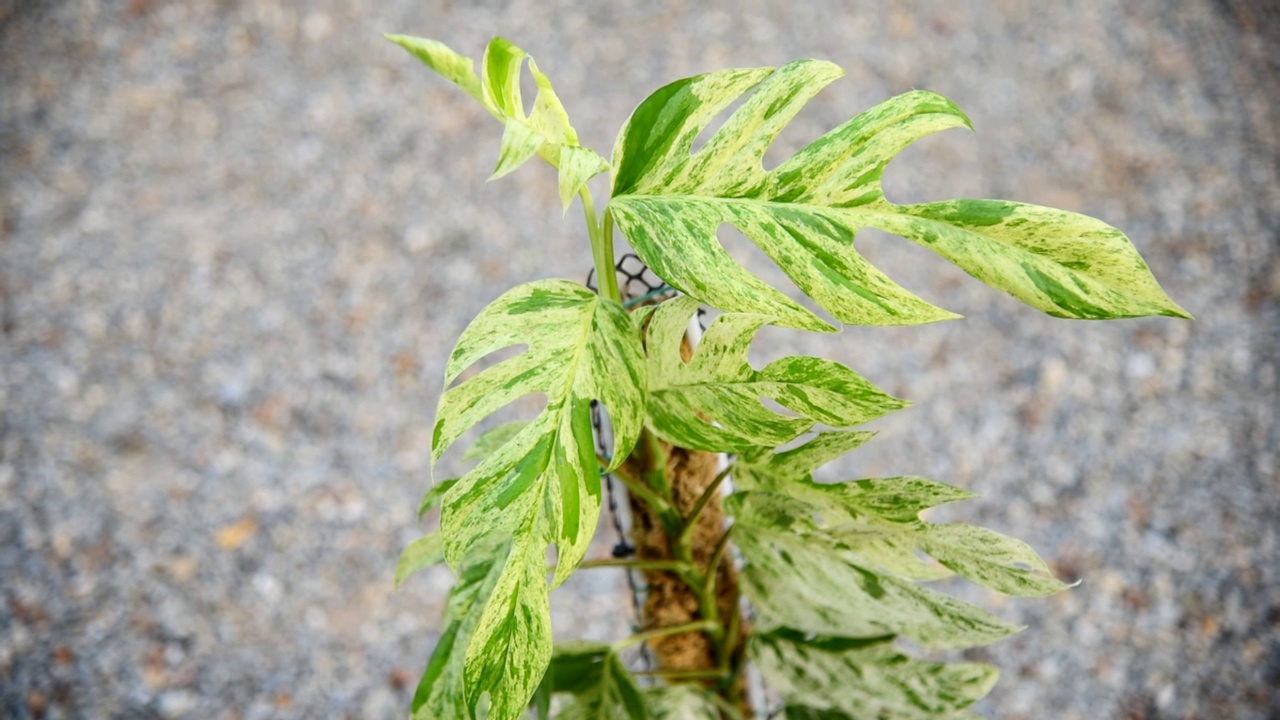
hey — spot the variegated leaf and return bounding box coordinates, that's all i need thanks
[609,62,1189,330]
[418,477,459,518]
[434,280,645,586]
[534,642,649,720]
[417,423,526,517]
[462,421,529,461]
[753,631,998,719]
[394,532,445,589]
[734,434,1069,596]
[463,529,552,720]
[728,491,1020,648]
[644,296,905,452]
[386,35,609,208]
[411,544,505,720]
[916,523,1073,597]
[647,686,730,720]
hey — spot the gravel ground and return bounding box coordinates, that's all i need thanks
[1,1,1277,719]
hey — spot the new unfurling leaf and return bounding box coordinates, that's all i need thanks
[386,35,609,208]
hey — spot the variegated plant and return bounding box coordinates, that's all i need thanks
[386,33,1189,720]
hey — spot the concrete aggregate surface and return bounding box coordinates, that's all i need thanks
[1,1,1277,718]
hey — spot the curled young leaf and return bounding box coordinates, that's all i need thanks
[386,34,609,208]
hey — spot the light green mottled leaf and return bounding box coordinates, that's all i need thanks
[463,421,531,461]
[540,643,649,720]
[411,544,506,720]
[647,685,730,720]
[464,529,552,720]
[754,631,998,719]
[395,533,445,589]
[610,62,1187,328]
[644,296,904,452]
[826,521,956,582]
[418,477,459,518]
[494,119,545,180]
[387,35,608,208]
[728,491,1020,648]
[384,34,483,103]
[917,523,1072,597]
[735,430,877,482]
[732,434,1069,595]
[434,280,645,587]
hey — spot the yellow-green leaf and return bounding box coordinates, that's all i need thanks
[644,297,905,452]
[387,35,608,208]
[729,491,1020,649]
[394,533,445,589]
[753,631,998,719]
[434,280,645,587]
[610,62,1188,329]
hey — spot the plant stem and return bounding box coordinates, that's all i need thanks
[613,620,719,651]
[580,187,620,303]
[634,668,728,680]
[642,430,674,507]
[577,557,692,572]
[598,453,673,517]
[677,463,734,550]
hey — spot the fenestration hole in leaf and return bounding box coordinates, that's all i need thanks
[445,343,529,390]
[758,394,804,419]
[688,93,750,156]
[713,223,839,328]
[878,124,981,206]
[759,87,837,172]
[435,393,548,477]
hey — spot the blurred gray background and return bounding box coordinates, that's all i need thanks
[1,1,1277,718]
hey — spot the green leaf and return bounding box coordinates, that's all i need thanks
[609,62,1188,330]
[464,530,552,720]
[644,297,905,452]
[753,630,998,719]
[411,544,507,720]
[539,643,649,720]
[384,34,484,103]
[418,477,460,518]
[386,35,609,208]
[538,641,614,696]
[394,533,445,588]
[728,491,1020,648]
[733,434,1070,596]
[647,685,729,720]
[917,523,1072,597]
[434,280,645,586]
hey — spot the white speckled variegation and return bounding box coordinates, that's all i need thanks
[752,631,998,719]
[609,61,1190,330]
[644,296,905,452]
[423,280,643,720]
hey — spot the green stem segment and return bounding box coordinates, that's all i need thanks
[580,188,620,303]
[614,620,720,651]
